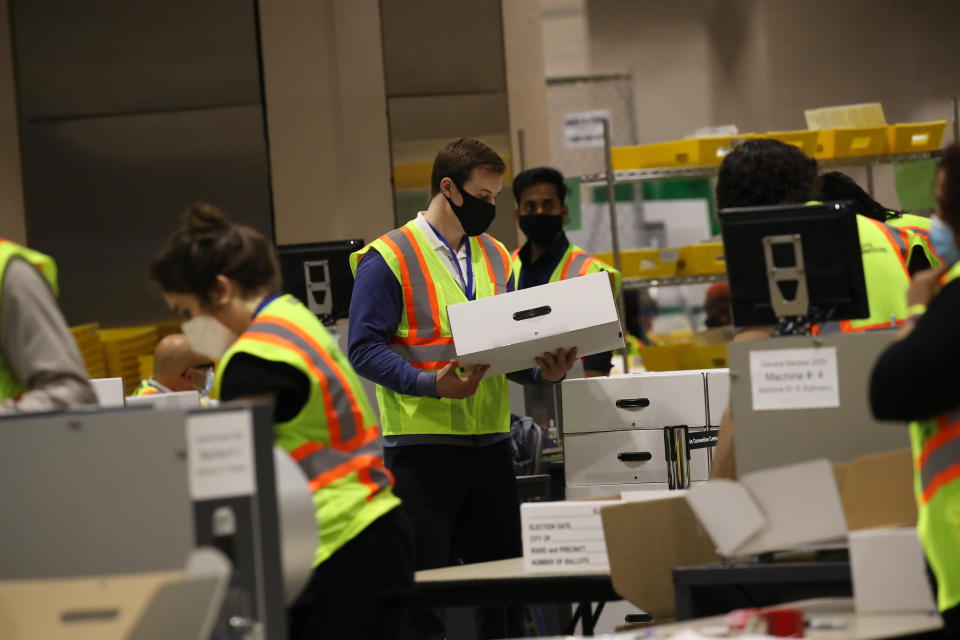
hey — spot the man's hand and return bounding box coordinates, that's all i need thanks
[536,348,579,382]
[434,359,489,399]
[908,266,949,307]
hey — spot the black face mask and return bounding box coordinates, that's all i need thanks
[518,213,564,246]
[445,182,496,237]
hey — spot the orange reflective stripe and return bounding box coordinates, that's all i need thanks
[476,239,499,294]
[919,418,960,470]
[399,226,442,338]
[868,218,910,279]
[242,331,346,445]
[408,360,449,371]
[380,234,419,337]
[577,256,598,277]
[306,454,381,493]
[511,248,520,261]
[390,335,453,346]
[255,314,370,451]
[559,251,582,280]
[922,461,960,504]
[838,318,905,333]
[496,244,511,287]
[141,388,161,396]
[291,441,323,462]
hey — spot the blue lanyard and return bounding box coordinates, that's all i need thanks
[426,220,474,300]
[253,294,280,318]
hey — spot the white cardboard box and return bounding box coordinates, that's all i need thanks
[448,272,623,377]
[564,428,711,486]
[90,377,125,408]
[521,491,683,573]
[685,459,849,557]
[562,371,708,434]
[849,527,936,613]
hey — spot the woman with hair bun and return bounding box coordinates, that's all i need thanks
[149,203,412,640]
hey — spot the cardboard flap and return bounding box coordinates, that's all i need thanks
[737,459,848,556]
[686,480,765,557]
[600,497,716,620]
[840,448,917,530]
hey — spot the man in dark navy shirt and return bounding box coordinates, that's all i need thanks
[511,167,621,377]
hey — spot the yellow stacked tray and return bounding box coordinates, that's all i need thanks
[677,243,726,276]
[638,343,728,372]
[885,121,946,154]
[154,319,183,341]
[814,127,887,159]
[100,327,159,395]
[611,136,738,170]
[596,248,680,278]
[138,354,154,382]
[751,130,819,156]
[70,323,107,379]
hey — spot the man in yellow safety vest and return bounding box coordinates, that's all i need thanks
[348,138,577,638]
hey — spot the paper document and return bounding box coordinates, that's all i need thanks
[804,102,887,130]
[749,347,839,411]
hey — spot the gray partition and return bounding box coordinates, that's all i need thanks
[730,331,910,477]
[0,408,193,578]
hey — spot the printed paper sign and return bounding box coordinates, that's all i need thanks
[563,110,610,149]
[750,347,840,411]
[522,502,615,573]
[186,410,256,500]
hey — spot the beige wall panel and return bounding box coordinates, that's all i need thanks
[502,0,552,173]
[586,0,713,143]
[0,0,26,244]
[387,93,510,144]
[380,0,505,97]
[259,0,394,245]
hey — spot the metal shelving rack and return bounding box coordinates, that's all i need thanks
[590,117,952,370]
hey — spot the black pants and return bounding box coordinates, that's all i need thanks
[385,439,523,640]
[288,507,415,640]
[927,562,960,640]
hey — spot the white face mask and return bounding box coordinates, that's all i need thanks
[182,315,238,360]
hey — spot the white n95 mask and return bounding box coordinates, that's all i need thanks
[182,315,238,360]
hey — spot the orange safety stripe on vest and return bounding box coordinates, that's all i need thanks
[379,234,420,338]
[398,226,443,337]
[476,238,500,295]
[246,315,371,451]
[560,250,586,280]
[140,387,161,396]
[289,436,390,497]
[577,255,599,277]
[918,414,960,504]
[867,218,911,279]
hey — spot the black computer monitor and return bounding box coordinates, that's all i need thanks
[277,239,364,325]
[719,201,868,327]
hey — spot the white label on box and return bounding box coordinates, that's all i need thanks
[563,110,610,149]
[749,347,839,411]
[522,502,615,573]
[186,410,257,500]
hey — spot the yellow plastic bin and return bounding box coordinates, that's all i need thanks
[596,248,680,278]
[611,137,739,170]
[885,121,946,154]
[677,243,726,275]
[751,130,819,156]
[638,344,728,372]
[814,127,888,159]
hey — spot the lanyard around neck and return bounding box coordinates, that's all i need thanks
[426,220,474,300]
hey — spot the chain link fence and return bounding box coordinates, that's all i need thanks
[546,73,638,178]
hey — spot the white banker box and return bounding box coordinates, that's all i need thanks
[448,271,623,377]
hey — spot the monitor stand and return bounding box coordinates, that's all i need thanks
[762,234,812,336]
